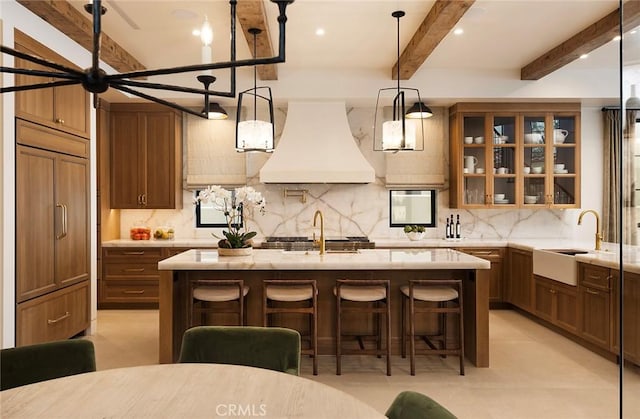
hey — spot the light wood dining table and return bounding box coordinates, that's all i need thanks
[0,363,385,418]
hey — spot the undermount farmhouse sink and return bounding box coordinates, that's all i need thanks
[532,248,591,286]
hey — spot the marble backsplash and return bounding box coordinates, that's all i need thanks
[119,105,592,243]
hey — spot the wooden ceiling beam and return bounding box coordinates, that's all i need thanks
[16,0,146,74]
[521,0,640,80]
[237,0,278,81]
[392,0,475,80]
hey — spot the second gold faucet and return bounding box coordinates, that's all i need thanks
[313,210,325,255]
[577,209,603,251]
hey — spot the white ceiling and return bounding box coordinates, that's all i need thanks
[68,0,640,107]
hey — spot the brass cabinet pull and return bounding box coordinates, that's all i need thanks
[55,204,68,239]
[55,118,64,124]
[585,288,600,295]
[123,251,145,255]
[550,289,556,294]
[123,268,145,273]
[141,194,147,206]
[470,251,494,256]
[47,311,70,324]
[123,290,145,294]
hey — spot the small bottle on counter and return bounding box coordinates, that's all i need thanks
[455,214,461,239]
[445,217,450,239]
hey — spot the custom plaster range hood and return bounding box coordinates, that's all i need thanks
[259,101,375,184]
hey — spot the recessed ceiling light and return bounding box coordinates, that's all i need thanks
[613,35,622,41]
[453,28,464,36]
[315,28,325,36]
[192,29,201,37]
[579,54,589,59]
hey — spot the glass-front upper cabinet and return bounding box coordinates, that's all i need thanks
[492,115,516,206]
[449,103,581,209]
[551,114,579,206]
[461,115,487,206]
[522,115,548,206]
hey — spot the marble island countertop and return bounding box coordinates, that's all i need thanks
[157,248,491,271]
[104,237,640,273]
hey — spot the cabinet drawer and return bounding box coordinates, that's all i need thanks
[104,263,159,278]
[458,248,503,260]
[103,247,163,259]
[580,266,610,291]
[102,281,159,303]
[16,281,90,346]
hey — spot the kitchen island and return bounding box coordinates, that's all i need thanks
[157,248,491,366]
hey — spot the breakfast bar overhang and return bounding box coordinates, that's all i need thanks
[158,248,491,366]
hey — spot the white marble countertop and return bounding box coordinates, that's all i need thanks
[157,248,491,271]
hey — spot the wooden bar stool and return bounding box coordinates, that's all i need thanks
[263,279,318,375]
[334,279,391,376]
[401,279,464,376]
[188,279,249,328]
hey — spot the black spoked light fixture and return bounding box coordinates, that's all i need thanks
[196,16,227,120]
[373,10,429,151]
[1,0,294,120]
[235,28,275,152]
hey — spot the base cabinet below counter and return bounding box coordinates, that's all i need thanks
[534,275,578,334]
[100,247,192,308]
[456,247,505,304]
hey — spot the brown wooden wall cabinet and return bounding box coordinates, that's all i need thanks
[449,103,580,209]
[110,103,183,209]
[14,30,90,139]
[457,247,504,303]
[15,122,90,346]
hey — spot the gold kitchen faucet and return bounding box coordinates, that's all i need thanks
[313,210,326,255]
[577,209,603,251]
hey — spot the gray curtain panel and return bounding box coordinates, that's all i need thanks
[603,109,637,245]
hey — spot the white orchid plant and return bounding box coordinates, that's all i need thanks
[195,185,266,248]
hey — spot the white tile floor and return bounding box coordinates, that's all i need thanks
[86,309,639,418]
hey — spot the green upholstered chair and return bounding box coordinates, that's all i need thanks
[1,339,96,391]
[385,391,457,419]
[178,326,301,375]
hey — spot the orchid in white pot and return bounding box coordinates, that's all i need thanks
[195,185,266,248]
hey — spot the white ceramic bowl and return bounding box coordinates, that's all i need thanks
[474,136,484,144]
[524,133,543,144]
[464,137,473,144]
[524,195,537,204]
[523,166,531,174]
[554,163,565,171]
[494,193,505,200]
[475,168,485,174]
[531,166,543,174]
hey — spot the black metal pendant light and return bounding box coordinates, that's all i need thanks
[406,101,433,119]
[1,0,295,120]
[373,10,426,151]
[235,28,275,152]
